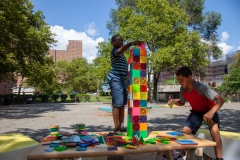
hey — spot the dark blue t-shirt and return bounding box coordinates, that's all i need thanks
[109,48,128,81]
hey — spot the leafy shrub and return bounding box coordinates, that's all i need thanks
[99,90,105,96]
[51,94,59,102]
[60,94,68,102]
[70,94,76,102]
[76,94,90,102]
[40,94,49,103]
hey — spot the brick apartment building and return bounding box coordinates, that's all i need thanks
[48,40,83,62]
[0,40,83,94]
[0,81,17,95]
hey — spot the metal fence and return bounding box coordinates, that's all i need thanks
[219,91,240,102]
[157,92,240,103]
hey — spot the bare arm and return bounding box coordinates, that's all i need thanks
[175,100,185,106]
[114,41,143,56]
[168,98,185,106]
[203,94,225,124]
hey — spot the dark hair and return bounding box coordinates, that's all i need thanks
[111,35,120,42]
[176,66,192,78]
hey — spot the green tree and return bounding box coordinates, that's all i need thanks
[105,0,222,101]
[25,57,59,95]
[94,41,112,83]
[161,76,178,85]
[55,60,70,88]
[217,66,240,92]
[55,58,98,93]
[106,0,137,35]
[168,0,222,61]
[0,0,56,94]
[229,51,240,69]
[108,0,222,63]
[117,0,207,101]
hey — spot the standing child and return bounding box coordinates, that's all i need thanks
[107,35,142,132]
[169,66,225,160]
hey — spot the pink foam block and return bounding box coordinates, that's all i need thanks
[138,42,145,49]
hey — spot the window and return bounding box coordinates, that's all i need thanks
[4,85,7,88]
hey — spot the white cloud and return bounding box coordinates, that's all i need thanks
[238,46,240,50]
[217,31,234,54]
[217,42,234,54]
[220,31,229,42]
[50,25,104,63]
[85,22,98,36]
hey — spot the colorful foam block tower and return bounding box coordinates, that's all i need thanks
[127,43,148,138]
[50,125,59,136]
[76,123,85,133]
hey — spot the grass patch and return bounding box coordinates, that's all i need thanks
[90,96,112,103]
[35,96,112,103]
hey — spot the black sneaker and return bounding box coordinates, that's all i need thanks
[120,127,127,132]
[113,128,120,133]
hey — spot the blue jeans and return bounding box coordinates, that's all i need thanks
[107,73,127,107]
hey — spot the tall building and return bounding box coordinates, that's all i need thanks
[48,40,83,62]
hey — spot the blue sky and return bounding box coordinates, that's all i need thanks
[31,0,240,62]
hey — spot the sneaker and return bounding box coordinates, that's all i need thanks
[120,127,127,132]
[113,128,120,133]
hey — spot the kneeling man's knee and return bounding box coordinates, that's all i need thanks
[182,127,192,135]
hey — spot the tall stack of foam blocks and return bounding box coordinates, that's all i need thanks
[127,43,148,138]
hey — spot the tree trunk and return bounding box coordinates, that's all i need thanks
[17,74,24,103]
[153,71,160,102]
[147,67,153,102]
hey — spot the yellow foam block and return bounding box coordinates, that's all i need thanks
[133,78,140,84]
[140,108,147,115]
[140,56,147,63]
[140,92,147,100]
[140,78,147,85]
[126,144,138,149]
[133,92,140,100]
[50,125,59,128]
[0,133,39,154]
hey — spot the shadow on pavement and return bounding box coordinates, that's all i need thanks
[0,103,74,119]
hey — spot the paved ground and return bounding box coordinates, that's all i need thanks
[0,102,239,141]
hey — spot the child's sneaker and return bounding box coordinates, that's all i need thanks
[113,128,120,133]
[120,127,127,132]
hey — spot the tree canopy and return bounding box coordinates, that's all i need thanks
[0,0,56,83]
[55,58,98,94]
[101,0,223,101]
[217,66,240,92]
[217,51,240,92]
[228,51,240,69]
